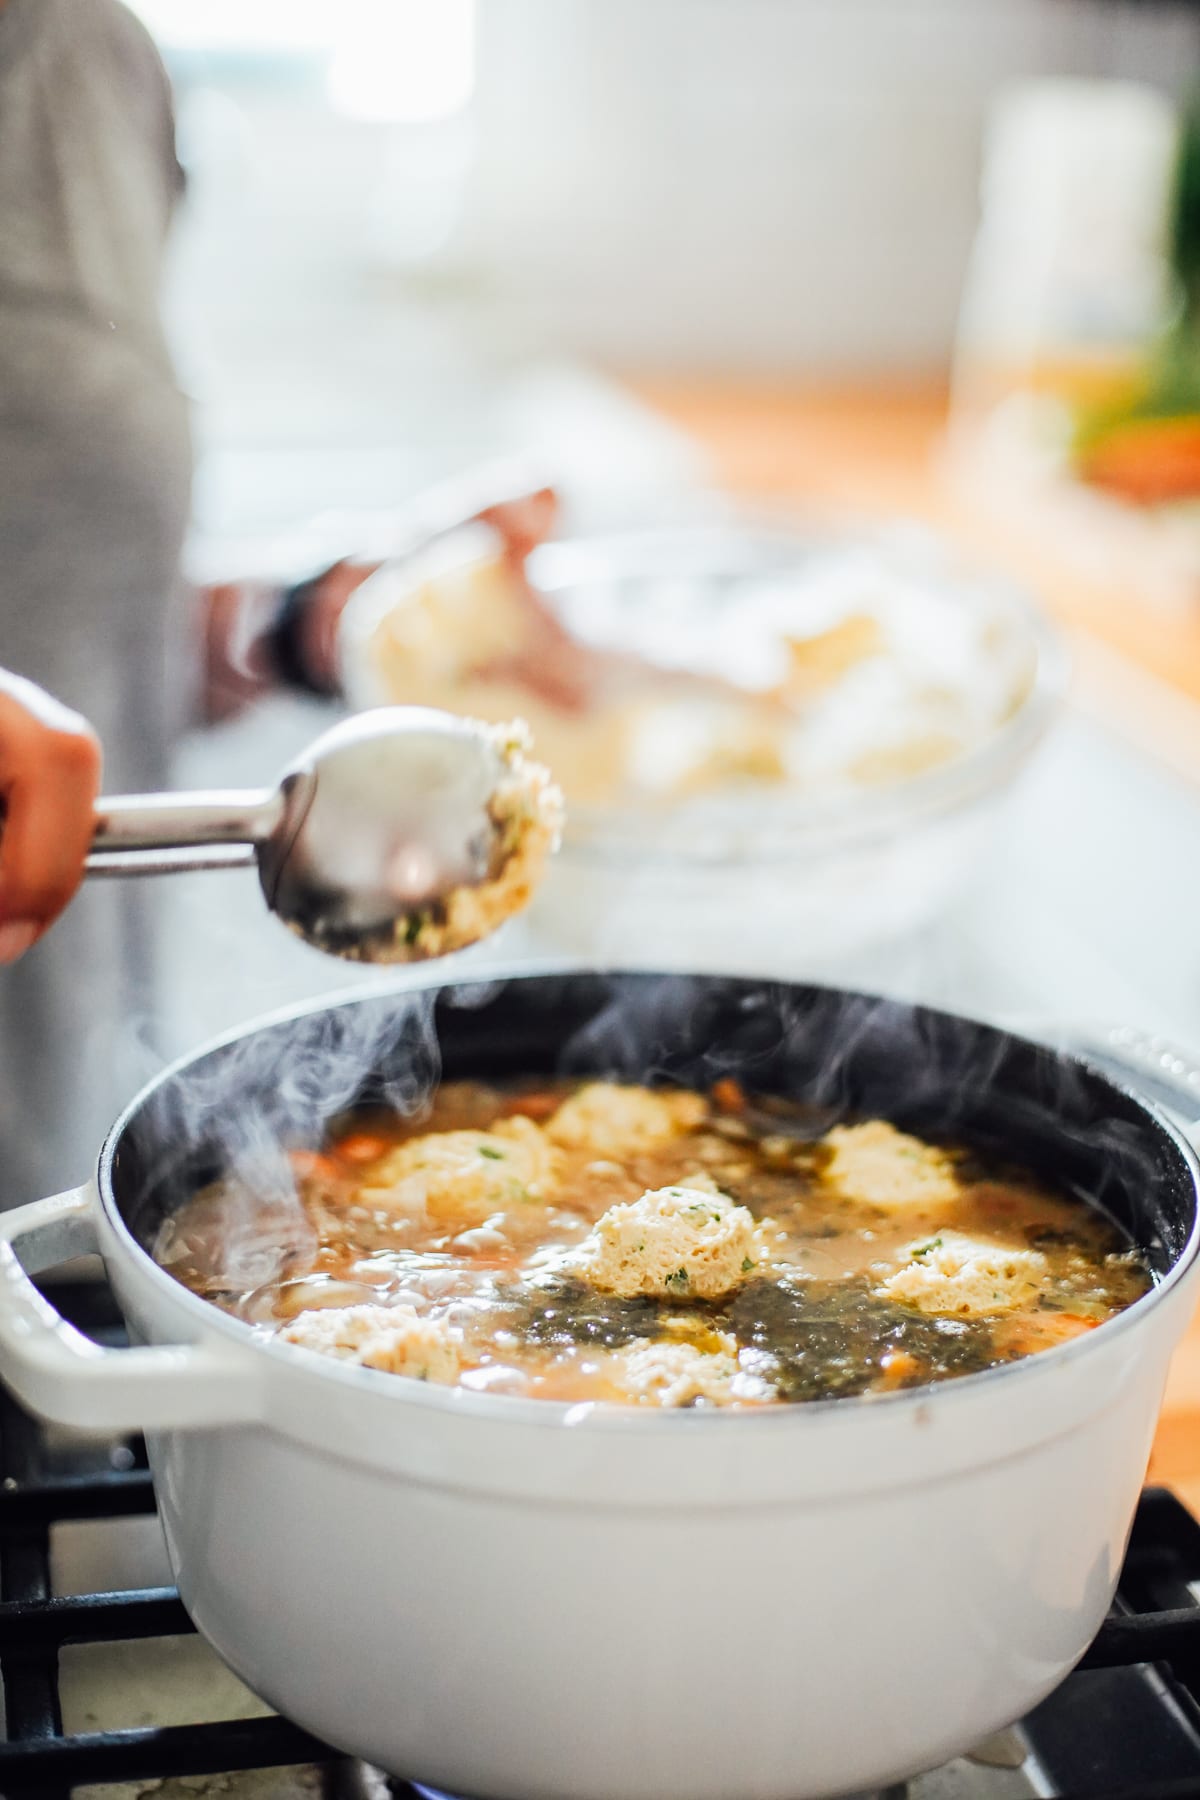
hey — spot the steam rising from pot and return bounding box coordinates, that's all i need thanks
[120,972,1190,1303]
[125,978,502,1275]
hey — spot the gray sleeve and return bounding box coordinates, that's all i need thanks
[107,0,186,211]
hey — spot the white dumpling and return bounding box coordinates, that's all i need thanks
[545,1083,706,1155]
[822,1120,960,1211]
[571,1184,757,1300]
[279,1303,461,1382]
[362,1116,561,1226]
[877,1230,1048,1319]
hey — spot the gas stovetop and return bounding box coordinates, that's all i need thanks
[3,1281,1200,1800]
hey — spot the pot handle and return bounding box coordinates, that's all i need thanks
[0,1187,264,1434]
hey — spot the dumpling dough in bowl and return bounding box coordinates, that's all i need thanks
[877,1230,1049,1318]
[571,1184,757,1300]
[279,1303,461,1382]
[546,1083,707,1154]
[823,1120,960,1210]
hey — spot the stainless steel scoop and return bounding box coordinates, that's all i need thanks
[87,709,523,962]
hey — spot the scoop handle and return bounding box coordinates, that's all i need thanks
[86,788,280,877]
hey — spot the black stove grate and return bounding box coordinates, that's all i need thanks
[5,1284,1200,1800]
[0,1279,348,1800]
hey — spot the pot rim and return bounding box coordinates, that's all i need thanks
[97,969,1200,1435]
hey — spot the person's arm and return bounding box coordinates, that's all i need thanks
[198,479,561,723]
[0,672,101,962]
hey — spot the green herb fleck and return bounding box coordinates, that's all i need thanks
[741,1256,756,1273]
[665,1268,690,1291]
[911,1238,942,1259]
[478,1145,504,1160]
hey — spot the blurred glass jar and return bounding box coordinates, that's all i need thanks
[950,79,1180,483]
[339,519,1066,978]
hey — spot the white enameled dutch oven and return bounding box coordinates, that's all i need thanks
[0,973,1197,1800]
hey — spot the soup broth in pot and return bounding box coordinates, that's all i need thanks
[156,1077,1150,1408]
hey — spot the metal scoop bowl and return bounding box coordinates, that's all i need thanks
[87,709,561,963]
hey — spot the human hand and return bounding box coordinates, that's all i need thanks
[298,476,562,696]
[0,672,101,962]
[199,472,562,718]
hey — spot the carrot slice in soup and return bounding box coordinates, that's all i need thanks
[337,1133,392,1164]
[501,1092,559,1121]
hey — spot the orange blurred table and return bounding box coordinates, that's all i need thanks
[634,377,1200,1504]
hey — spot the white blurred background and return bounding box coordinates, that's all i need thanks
[132,1,1200,460]
[99,1,1200,1079]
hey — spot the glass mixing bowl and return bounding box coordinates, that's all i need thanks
[339,516,1067,975]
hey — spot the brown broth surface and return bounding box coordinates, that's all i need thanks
[156,1079,1152,1408]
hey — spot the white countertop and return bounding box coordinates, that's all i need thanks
[156,656,1200,1073]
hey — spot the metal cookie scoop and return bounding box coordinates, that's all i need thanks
[86,709,562,963]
